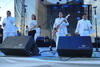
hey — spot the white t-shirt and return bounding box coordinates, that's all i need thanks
[29,20,37,31]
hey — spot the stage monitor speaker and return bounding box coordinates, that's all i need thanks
[57,36,93,57]
[0,36,39,56]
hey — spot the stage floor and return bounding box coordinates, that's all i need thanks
[0,56,100,67]
[0,48,100,67]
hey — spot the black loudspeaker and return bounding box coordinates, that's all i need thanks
[92,37,100,48]
[0,37,3,43]
[0,36,39,56]
[57,36,93,57]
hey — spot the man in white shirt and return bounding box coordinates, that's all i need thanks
[2,11,16,41]
[53,12,69,48]
[75,14,93,36]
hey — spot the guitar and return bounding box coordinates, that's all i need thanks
[52,14,70,38]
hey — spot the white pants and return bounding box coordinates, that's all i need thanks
[80,31,90,36]
[56,33,67,49]
[56,36,59,49]
[3,32,16,41]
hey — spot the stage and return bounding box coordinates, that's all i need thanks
[0,48,100,67]
[0,56,100,67]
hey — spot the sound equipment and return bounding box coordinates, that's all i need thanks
[57,36,93,57]
[0,28,3,43]
[0,36,39,56]
[36,37,56,47]
[36,37,45,47]
[92,37,100,48]
[0,37,2,43]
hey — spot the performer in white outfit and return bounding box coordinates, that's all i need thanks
[34,25,41,41]
[53,12,69,48]
[28,14,37,40]
[2,11,16,41]
[29,14,37,31]
[25,25,29,36]
[75,14,93,36]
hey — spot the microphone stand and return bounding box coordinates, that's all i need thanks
[93,6,99,52]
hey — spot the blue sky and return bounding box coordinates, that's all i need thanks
[0,0,14,24]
